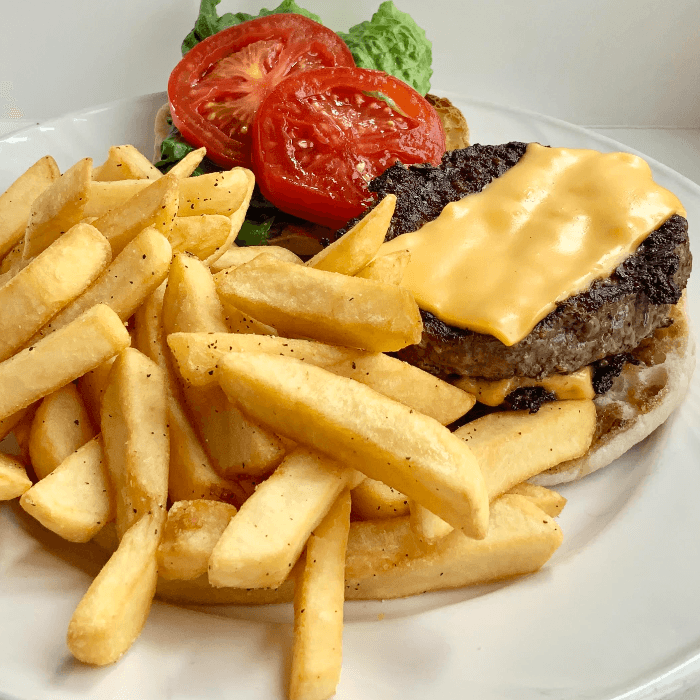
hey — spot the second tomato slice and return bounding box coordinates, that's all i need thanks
[252,67,446,230]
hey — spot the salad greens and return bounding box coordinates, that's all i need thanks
[235,218,274,246]
[182,0,322,55]
[338,2,432,95]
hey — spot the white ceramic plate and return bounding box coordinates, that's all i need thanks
[0,93,699,700]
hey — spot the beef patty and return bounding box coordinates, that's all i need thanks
[339,143,692,381]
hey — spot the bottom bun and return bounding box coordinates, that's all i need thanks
[531,297,695,486]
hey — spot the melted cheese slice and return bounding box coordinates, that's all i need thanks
[379,144,685,346]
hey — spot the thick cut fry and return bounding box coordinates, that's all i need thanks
[91,174,178,254]
[12,408,36,463]
[168,333,474,424]
[215,257,423,352]
[208,449,357,589]
[84,180,152,218]
[205,169,255,266]
[157,500,237,581]
[306,195,396,275]
[133,284,247,506]
[93,145,161,182]
[455,400,596,499]
[210,245,302,273]
[163,255,285,478]
[0,305,130,422]
[0,223,111,361]
[167,147,206,179]
[29,383,96,480]
[409,501,453,543]
[290,490,351,700]
[0,155,59,259]
[215,257,422,352]
[32,227,172,342]
[0,406,31,444]
[220,302,277,336]
[351,478,409,520]
[77,359,115,427]
[101,348,169,539]
[178,169,250,218]
[22,158,92,260]
[20,436,113,542]
[168,215,232,260]
[0,453,32,500]
[344,495,563,600]
[217,353,489,538]
[67,513,160,665]
[506,482,567,518]
[355,249,410,285]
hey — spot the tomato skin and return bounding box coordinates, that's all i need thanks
[168,15,355,170]
[252,67,445,230]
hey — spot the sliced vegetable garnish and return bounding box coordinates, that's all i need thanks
[169,14,354,170]
[252,66,446,230]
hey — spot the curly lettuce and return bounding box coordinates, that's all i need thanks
[337,2,432,95]
[182,0,322,55]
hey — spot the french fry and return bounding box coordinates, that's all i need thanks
[67,513,161,666]
[84,179,152,218]
[217,352,489,538]
[220,302,277,336]
[0,304,130,422]
[167,147,206,179]
[77,359,115,427]
[344,495,563,600]
[455,400,596,499]
[208,449,358,589]
[409,501,454,543]
[93,145,161,182]
[505,482,567,518]
[0,155,60,259]
[12,407,36,464]
[28,383,96,480]
[178,169,251,218]
[167,333,474,425]
[0,453,32,500]
[21,157,92,261]
[31,227,172,342]
[20,436,113,542]
[355,249,410,285]
[306,194,396,275]
[132,284,247,506]
[91,173,178,254]
[350,478,409,520]
[0,223,111,361]
[290,490,351,700]
[157,500,237,581]
[0,406,32,444]
[210,244,302,273]
[205,169,255,267]
[214,257,423,352]
[100,348,169,539]
[168,215,232,260]
[163,254,285,478]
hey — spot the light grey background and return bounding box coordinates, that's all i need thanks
[2,0,700,126]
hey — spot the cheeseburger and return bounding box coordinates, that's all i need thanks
[340,141,694,484]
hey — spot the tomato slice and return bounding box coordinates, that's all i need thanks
[168,15,355,169]
[251,67,446,230]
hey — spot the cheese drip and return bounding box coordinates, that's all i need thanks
[379,143,686,346]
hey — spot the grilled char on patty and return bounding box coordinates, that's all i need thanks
[339,143,692,381]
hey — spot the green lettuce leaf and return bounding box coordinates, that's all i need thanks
[235,218,274,246]
[337,1,432,95]
[182,0,322,55]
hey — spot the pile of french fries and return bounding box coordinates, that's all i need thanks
[0,143,597,700]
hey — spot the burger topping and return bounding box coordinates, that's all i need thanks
[378,143,686,346]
